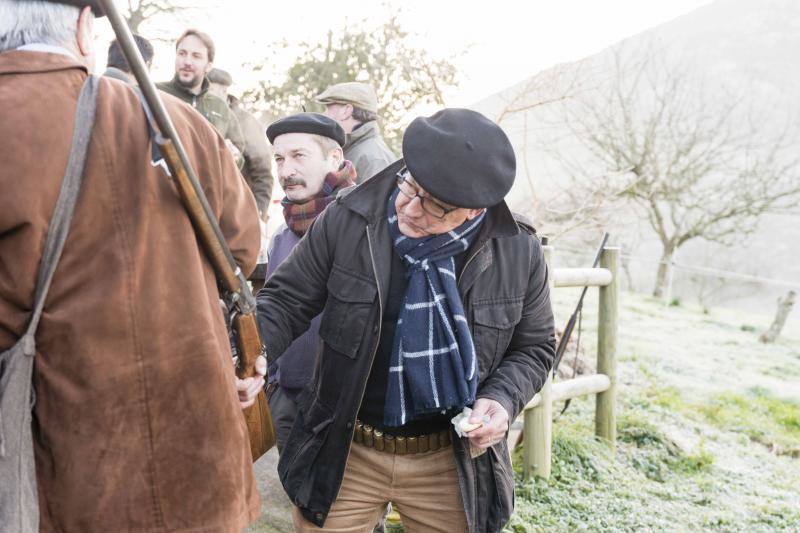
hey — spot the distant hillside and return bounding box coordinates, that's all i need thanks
[472,0,800,310]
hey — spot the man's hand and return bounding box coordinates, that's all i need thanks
[236,355,266,409]
[466,398,510,450]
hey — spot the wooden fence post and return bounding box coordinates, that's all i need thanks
[524,243,555,479]
[595,246,619,443]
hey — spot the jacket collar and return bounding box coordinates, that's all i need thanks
[167,74,209,99]
[344,120,378,150]
[103,66,132,84]
[0,49,88,76]
[337,159,520,241]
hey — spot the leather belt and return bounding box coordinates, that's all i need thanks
[353,420,451,454]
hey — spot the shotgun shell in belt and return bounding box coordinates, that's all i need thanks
[354,422,363,444]
[396,436,407,455]
[440,429,451,447]
[418,434,430,453]
[429,432,441,451]
[385,434,395,454]
[407,436,418,454]
[363,425,374,448]
[374,430,385,452]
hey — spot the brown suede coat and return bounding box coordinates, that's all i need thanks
[0,51,261,532]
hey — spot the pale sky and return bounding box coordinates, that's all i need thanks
[95,0,714,106]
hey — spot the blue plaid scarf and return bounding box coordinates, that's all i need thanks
[383,189,486,427]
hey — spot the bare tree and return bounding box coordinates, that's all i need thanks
[760,291,796,344]
[122,0,195,36]
[494,62,588,125]
[242,16,459,153]
[554,44,800,297]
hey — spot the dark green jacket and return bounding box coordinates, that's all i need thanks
[157,76,245,153]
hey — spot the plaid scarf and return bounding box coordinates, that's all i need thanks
[384,188,486,427]
[281,160,356,236]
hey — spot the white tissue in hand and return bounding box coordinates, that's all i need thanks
[451,407,490,437]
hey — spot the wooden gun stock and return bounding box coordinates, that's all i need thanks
[234,312,276,459]
[234,312,262,378]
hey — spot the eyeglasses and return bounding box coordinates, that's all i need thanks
[395,168,459,219]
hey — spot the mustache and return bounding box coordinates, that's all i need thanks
[282,177,306,187]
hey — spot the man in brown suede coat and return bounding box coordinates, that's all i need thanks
[0,1,262,531]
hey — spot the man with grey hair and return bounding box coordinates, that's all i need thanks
[0,1,262,530]
[317,81,396,183]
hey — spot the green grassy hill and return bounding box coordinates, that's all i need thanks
[508,290,800,532]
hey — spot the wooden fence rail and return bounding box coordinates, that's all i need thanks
[522,245,620,480]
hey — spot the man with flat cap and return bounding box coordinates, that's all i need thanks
[0,1,262,530]
[317,81,396,183]
[257,108,555,532]
[262,112,356,452]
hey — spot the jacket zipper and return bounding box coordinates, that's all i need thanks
[330,226,384,504]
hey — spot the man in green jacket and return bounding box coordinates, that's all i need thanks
[157,29,245,157]
[317,82,396,184]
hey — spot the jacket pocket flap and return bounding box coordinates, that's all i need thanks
[326,266,377,304]
[303,399,335,434]
[473,299,524,329]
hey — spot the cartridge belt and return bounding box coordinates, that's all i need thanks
[352,420,451,455]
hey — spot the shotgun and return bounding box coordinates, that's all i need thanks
[98,0,275,461]
[552,232,610,375]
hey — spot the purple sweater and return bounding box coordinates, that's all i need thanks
[266,226,323,394]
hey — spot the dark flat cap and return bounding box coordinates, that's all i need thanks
[207,68,233,87]
[402,108,515,209]
[266,112,346,147]
[33,0,105,16]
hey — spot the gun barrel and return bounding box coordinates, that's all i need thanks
[98,0,256,312]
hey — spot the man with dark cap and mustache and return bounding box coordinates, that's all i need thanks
[263,112,356,453]
[257,108,555,532]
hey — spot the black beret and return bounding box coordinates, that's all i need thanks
[402,108,516,209]
[34,0,105,17]
[266,112,346,147]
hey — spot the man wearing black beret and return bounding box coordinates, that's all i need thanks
[258,107,555,532]
[262,112,356,453]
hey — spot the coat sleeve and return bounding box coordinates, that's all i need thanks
[173,96,260,278]
[476,236,556,422]
[256,205,336,363]
[208,128,260,277]
[225,109,246,153]
[240,113,274,216]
